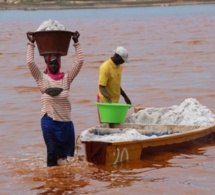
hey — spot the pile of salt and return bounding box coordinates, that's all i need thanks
[36,19,66,31]
[129,98,215,127]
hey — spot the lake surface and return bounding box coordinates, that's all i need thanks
[1,4,215,195]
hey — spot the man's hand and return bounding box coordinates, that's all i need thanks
[106,97,112,103]
[120,87,131,105]
[124,96,131,105]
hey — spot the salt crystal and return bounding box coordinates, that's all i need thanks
[129,98,215,126]
[80,98,215,142]
[36,19,66,31]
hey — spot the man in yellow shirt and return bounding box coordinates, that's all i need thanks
[98,46,131,105]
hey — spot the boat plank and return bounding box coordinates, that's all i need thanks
[81,124,215,165]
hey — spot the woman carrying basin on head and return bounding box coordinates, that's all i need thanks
[26,31,84,167]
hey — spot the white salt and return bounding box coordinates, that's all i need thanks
[36,19,66,31]
[129,98,215,127]
[80,98,215,142]
[80,128,157,142]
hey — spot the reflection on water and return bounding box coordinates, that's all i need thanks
[2,136,215,194]
[1,4,215,195]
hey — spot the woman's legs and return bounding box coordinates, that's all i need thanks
[41,114,58,167]
[55,121,75,158]
[41,114,75,167]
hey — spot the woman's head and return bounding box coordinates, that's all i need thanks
[44,54,61,74]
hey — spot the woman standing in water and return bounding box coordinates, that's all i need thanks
[26,31,84,167]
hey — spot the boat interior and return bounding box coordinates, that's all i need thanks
[88,123,201,137]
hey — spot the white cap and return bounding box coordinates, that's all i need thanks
[114,46,129,63]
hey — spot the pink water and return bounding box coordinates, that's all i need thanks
[1,5,215,194]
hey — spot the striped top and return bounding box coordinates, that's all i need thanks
[27,42,84,122]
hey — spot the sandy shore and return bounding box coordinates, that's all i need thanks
[1,1,215,10]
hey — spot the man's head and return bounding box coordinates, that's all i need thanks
[114,46,129,64]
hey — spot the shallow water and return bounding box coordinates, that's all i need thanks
[1,4,215,194]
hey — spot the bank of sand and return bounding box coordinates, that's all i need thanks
[1,0,215,10]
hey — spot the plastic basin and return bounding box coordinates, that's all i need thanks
[96,103,131,123]
[33,30,74,56]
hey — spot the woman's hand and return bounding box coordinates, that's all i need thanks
[72,31,80,43]
[26,32,35,43]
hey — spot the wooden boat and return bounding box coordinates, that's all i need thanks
[80,122,215,165]
[80,106,215,165]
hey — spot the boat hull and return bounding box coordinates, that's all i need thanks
[81,123,215,165]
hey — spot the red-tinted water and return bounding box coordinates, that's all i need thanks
[1,5,215,194]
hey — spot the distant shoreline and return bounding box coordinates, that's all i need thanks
[0,1,215,11]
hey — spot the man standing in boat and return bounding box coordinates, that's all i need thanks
[97,46,131,104]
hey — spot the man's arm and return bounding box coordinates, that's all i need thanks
[120,87,132,104]
[99,85,111,103]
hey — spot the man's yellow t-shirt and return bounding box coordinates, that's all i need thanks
[98,58,122,103]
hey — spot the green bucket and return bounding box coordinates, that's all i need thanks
[96,103,131,123]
